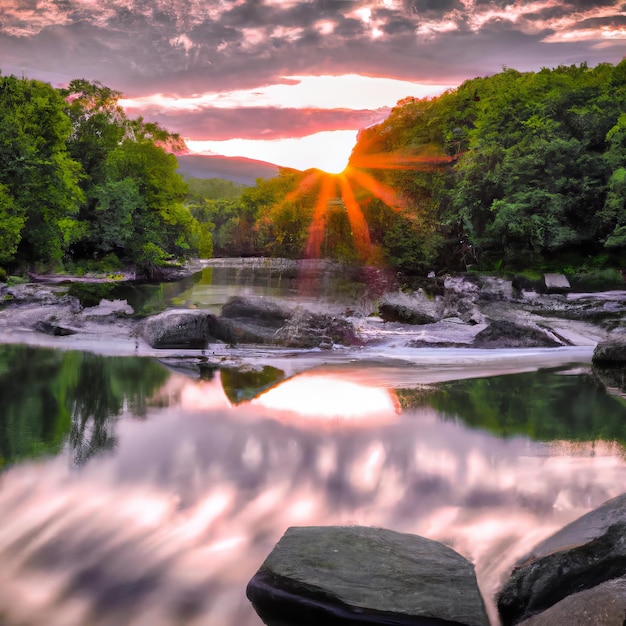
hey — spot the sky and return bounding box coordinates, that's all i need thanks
[1,0,625,171]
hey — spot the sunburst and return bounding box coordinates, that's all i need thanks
[276,147,455,263]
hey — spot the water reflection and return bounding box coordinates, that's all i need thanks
[1,349,626,625]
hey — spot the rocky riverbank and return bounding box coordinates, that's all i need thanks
[2,271,624,348]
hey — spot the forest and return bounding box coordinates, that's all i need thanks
[1,61,626,279]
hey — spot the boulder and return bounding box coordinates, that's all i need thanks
[472,320,563,348]
[543,273,571,294]
[247,525,489,626]
[141,309,224,348]
[517,577,626,626]
[221,296,291,328]
[498,492,626,626]
[220,297,361,348]
[592,337,626,366]
[273,309,362,348]
[378,291,439,325]
[219,296,294,345]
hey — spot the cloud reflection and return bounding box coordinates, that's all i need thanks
[0,370,625,625]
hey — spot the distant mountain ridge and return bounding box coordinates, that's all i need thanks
[176,154,281,185]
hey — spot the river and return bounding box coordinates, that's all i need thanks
[0,262,624,626]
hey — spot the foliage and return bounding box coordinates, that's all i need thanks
[0,73,204,276]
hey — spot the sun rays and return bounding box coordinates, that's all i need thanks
[276,147,454,263]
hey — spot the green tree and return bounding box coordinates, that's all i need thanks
[0,74,84,265]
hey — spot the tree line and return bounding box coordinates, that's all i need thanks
[188,60,626,275]
[3,62,626,280]
[0,75,212,279]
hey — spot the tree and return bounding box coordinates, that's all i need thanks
[0,74,84,265]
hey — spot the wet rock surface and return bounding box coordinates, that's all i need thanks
[247,525,489,626]
[592,336,626,365]
[497,492,626,626]
[516,577,626,626]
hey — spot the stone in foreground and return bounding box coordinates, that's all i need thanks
[517,577,626,626]
[498,492,626,625]
[247,525,488,626]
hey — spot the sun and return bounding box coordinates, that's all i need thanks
[277,147,454,262]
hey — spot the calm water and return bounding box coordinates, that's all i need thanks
[67,261,393,316]
[1,344,626,625]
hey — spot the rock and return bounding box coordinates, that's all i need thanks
[472,320,563,348]
[378,291,439,325]
[219,297,361,348]
[516,577,626,626]
[33,320,77,336]
[247,525,489,626]
[497,492,626,626]
[221,296,291,328]
[141,309,224,348]
[219,296,294,344]
[543,273,571,294]
[274,309,362,348]
[592,337,626,366]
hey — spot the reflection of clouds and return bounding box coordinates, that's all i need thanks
[1,372,626,625]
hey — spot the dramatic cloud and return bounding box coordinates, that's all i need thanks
[0,0,624,168]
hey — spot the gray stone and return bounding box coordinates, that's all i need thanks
[378,292,439,325]
[593,337,626,365]
[472,320,562,348]
[141,309,223,348]
[247,525,489,626]
[221,296,291,328]
[517,577,626,626]
[498,492,626,625]
[543,274,571,294]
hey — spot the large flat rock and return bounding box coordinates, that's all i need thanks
[247,525,488,626]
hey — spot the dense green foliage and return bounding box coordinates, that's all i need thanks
[189,61,626,273]
[0,74,209,277]
[4,62,626,275]
[358,60,626,271]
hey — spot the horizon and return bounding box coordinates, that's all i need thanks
[1,0,625,171]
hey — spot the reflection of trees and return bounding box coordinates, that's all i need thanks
[0,346,169,467]
[68,354,169,464]
[398,370,626,444]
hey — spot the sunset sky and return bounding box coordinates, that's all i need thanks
[1,0,625,171]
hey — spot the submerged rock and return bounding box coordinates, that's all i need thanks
[247,525,489,626]
[497,492,626,626]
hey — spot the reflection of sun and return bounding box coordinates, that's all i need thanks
[284,147,453,262]
[251,373,399,422]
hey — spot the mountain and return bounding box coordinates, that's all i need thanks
[176,154,281,185]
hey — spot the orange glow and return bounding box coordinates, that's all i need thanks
[338,173,372,257]
[347,167,403,211]
[251,373,399,422]
[276,141,453,262]
[350,150,453,171]
[305,175,337,258]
